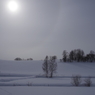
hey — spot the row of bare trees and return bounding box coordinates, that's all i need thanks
[62,49,95,62]
[42,56,57,78]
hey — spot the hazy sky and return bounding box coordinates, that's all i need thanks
[0,0,95,60]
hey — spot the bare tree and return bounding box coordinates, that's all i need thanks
[49,56,57,78]
[42,56,49,77]
[42,56,57,78]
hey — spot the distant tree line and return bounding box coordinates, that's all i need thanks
[61,49,95,62]
[14,57,33,61]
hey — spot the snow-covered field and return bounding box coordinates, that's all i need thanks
[0,60,95,95]
[1,87,95,95]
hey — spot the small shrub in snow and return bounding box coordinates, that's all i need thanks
[71,75,82,86]
[84,77,92,87]
[27,82,32,86]
[13,84,16,86]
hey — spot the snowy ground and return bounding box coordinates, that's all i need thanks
[0,60,95,95]
[0,87,95,95]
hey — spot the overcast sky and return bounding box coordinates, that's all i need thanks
[0,0,95,60]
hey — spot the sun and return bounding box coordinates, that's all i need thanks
[7,1,18,12]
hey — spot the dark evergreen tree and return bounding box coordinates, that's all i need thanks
[88,50,95,62]
[69,50,74,62]
[62,50,68,62]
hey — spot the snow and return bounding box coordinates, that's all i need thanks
[0,60,43,74]
[0,60,95,95]
[0,87,95,95]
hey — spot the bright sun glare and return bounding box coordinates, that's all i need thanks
[7,1,18,12]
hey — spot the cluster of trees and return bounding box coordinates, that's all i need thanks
[14,57,33,61]
[62,49,95,62]
[42,56,57,78]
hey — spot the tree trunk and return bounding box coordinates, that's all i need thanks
[50,72,53,78]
